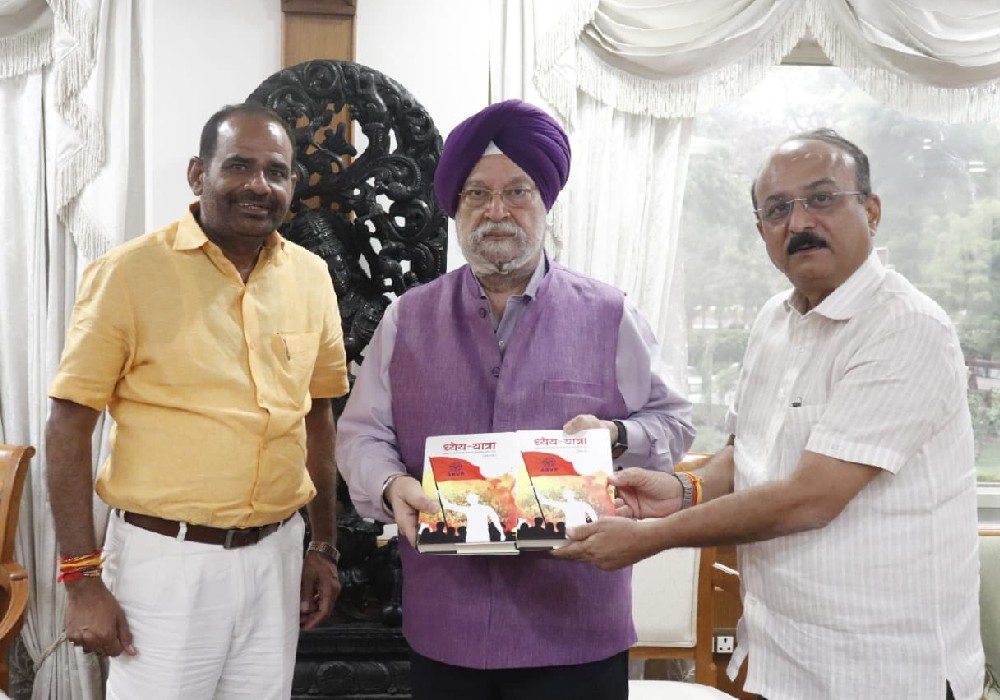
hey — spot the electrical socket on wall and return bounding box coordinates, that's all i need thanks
[713,635,735,654]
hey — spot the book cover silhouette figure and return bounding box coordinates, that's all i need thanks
[441,493,506,543]
[538,488,598,528]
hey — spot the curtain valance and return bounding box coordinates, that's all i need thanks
[2,0,118,260]
[535,0,1000,125]
[0,0,51,78]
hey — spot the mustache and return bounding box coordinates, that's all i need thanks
[470,221,525,243]
[787,232,829,255]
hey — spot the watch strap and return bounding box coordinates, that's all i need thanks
[307,540,340,565]
[611,419,628,459]
[673,470,704,510]
[381,472,409,512]
[673,471,694,510]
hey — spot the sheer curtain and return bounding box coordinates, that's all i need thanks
[0,0,143,696]
[558,96,691,387]
[491,0,692,387]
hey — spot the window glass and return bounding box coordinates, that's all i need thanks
[682,65,1000,484]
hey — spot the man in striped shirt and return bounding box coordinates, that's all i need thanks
[557,129,984,700]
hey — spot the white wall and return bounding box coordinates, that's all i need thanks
[143,0,489,269]
[143,0,282,231]
[356,0,490,271]
[356,0,490,147]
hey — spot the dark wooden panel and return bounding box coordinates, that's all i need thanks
[282,0,356,17]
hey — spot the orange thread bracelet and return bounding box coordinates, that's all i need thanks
[57,548,104,583]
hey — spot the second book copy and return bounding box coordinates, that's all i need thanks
[416,429,615,554]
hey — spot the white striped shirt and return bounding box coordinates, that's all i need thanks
[725,252,983,700]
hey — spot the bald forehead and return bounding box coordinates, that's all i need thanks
[755,139,857,199]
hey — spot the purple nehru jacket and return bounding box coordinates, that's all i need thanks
[434,99,570,216]
[388,263,634,669]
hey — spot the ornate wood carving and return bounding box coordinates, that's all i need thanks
[247,60,446,699]
[292,623,411,698]
[247,60,447,364]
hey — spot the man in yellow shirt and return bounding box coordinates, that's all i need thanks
[45,103,350,699]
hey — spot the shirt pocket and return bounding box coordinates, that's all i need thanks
[271,331,320,402]
[543,379,603,399]
[780,402,827,476]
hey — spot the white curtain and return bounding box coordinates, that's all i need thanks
[0,0,143,696]
[0,0,51,80]
[559,97,692,387]
[535,0,1000,124]
[525,0,1000,390]
[490,0,693,387]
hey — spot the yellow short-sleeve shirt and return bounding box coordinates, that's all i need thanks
[49,207,350,528]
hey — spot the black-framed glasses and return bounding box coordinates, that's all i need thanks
[459,186,537,209]
[755,191,866,224]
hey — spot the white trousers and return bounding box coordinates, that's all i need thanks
[103,510,305,700]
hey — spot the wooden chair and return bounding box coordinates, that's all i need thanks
[0,444,33,692]
[629,453,743,693]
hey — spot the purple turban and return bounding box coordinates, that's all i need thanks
[434,99,571,217]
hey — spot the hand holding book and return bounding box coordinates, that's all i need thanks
[608,467,684,519]
[562,413,620,451]
[552,515,664,571]
[384,474,440,548]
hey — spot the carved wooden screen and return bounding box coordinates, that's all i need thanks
[247,60,447,699]
[247,59,447,366]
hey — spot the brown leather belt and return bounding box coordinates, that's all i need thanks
[121,511,291,549]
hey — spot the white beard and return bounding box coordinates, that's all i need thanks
[461,221,540,276]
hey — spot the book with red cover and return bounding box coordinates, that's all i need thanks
[416,433,522,554]
[514,428,616,550]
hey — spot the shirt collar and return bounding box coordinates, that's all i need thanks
[785,250,886,321]
[174,203,287,259]
[521,253,548,299]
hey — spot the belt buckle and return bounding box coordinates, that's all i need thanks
[223,529,238,549]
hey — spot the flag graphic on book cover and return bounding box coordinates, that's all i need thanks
[521,452,580,478]
[417,434,521,553]
[428,457,485,482]
[515,429,616,548]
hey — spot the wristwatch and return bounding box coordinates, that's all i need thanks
[673,472,695,510]
[307,540,340,566]
[611,420,628,459]
[381,472,410,512]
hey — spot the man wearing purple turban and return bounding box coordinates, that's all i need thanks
[337,99,694,699]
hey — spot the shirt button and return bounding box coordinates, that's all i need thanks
[491,366,501,378]
[478,308,488,318]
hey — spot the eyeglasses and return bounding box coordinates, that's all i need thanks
[459,186,537,210]
[755,191,866,224]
